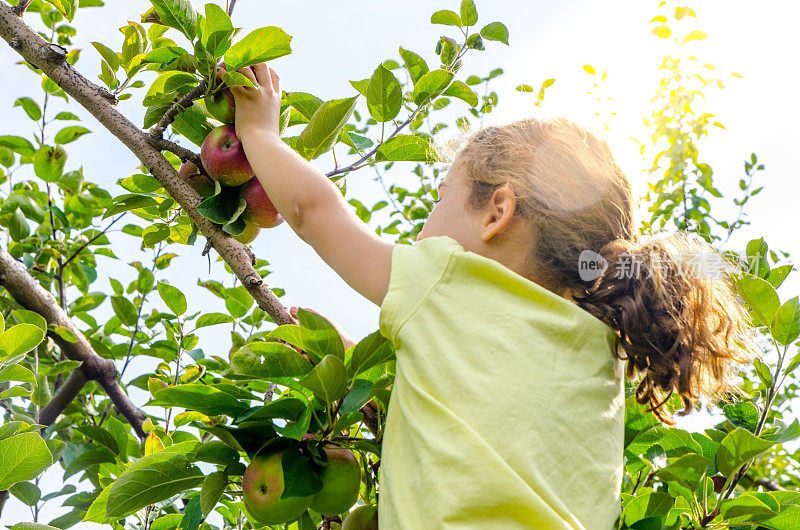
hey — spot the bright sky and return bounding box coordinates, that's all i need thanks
[1,0,798,525]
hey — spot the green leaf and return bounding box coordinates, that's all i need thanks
[14,97,42,121]
[9,481,41,506]
[0,432,53,490]
[716,428,776,478]
[10,524,60,530]
[460,0,478,26]
[295,308,345,362]
[398,47,429,84]
[784,351,800,377]
[348,330,394,377]
[737,275,780,327]
[157,281,187,316]
[200,471,227,517]
[339,379,373,414]
[83,483,114,524]
[0,364,36,386]
[723,401,760,432]
[91,41,119,71]
[375,134,446,163]
[771,297,800,345]
[753,357,773,387]
[152,384,250,417]
[236,398,307,423]
[766,264,793,289]
[201,3,234,57]
[110,296,138,327]
[366,65,402,122]
[430,10,462,26]
[299,354,348,405]
[412,69,454,105]
[230,342,313,379]
[12,310,47,332]
[106,452,204,518]
[720,491,780,521]
[33,146,67,183]
[151,0,197,40]
[222,70,256,88]
[443,80,478,107]
[0,136,35,157]
[193,440,238,465]
[195,312,235,328]
[623,491,675,525]
[295,96,359,160]
[9,207,30,241]
[64,447,117,479]
[279,446,323,499]
[480,22,509,45]
[0,324,45,359]
[197,185,246,225]
[224,26,293,71]
[286,92,323,120]
[76,426,120,454]
[48,0,77,21]
[172,104,214,147]
[54,126,91,145]
[654,453,710,491]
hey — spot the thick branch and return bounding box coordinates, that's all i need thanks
[148,80,207,140]
[11,0,32,16]
[38,369,87,426]
[0,2,292,327]
[0,245,147,439]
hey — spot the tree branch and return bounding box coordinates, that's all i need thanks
[38,369,87,426]
[0,244,147,439]
[147,135,204,173]
[227,0,238,17]
[148,80,207,141]
[62,213,126,268]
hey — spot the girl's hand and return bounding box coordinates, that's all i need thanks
[290,306,357,349]
[217,62,281,141]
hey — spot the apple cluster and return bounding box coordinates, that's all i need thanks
[178,80,283,244]
[242,445,377,528]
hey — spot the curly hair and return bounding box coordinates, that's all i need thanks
[454,117,757,424]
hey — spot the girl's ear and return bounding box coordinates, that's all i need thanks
[480,184,517,242]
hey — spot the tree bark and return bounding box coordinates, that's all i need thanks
[37,369,87,426]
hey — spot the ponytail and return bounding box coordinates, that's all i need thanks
[573,234,757,424]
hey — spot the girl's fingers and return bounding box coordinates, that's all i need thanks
[237,66,259,87]
[253,62,270,89]
[269,68,280,95]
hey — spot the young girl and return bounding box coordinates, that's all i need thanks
[221,63,754,529]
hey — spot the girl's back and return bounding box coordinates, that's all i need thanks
[378,235,624,529]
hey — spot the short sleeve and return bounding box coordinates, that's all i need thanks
[379,236,461,342]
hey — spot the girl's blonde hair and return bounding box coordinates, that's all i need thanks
[453,117,756,424]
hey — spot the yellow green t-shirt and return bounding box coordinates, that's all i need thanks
[377,236,625,529]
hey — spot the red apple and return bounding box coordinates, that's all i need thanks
[309,447,361,515]
[242,449,315,524]
[233,220,261,244]
[342,504,378,530]
[178,161,215,197]
[205,88,235,124]
[241,177,284,228]
[200,124,254,187]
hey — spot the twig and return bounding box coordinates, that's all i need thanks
[11,0,32,16]
[62,213,126,268]
[147,135,205,172]
[148,81,207,140]
[38,369,87,426]
[227,0,238,16]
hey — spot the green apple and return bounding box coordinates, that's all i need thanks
[310,447,361,515]
[242,450,314,524]
[342,504,378,530]
[233,219,261,244]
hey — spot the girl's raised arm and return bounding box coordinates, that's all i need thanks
[223,63,392,307]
